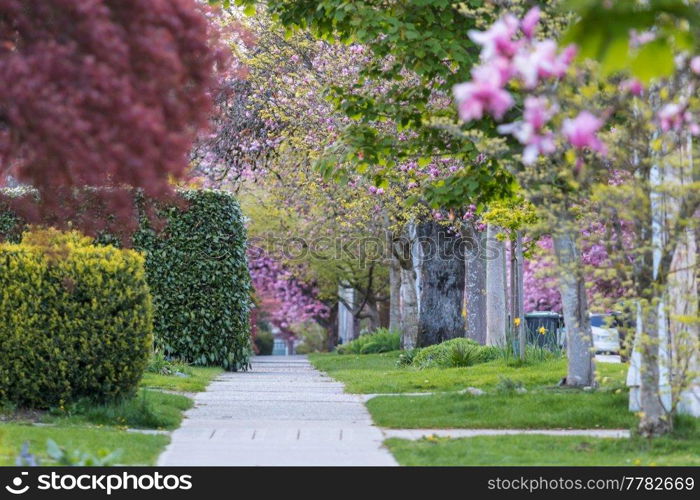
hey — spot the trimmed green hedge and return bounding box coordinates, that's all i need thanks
[134,190,251,370]
[0,229,152,408]
[1,188,252,371]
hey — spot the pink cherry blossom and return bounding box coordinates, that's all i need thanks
[521,7,541,39]
[468,14,520,60]
[453,65,514,121]
[562,111,607,154]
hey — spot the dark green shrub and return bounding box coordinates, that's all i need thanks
[134,190,251,370]
[396,348,420,367]
[0,229,153,408]
[336,328,400,355]
[1,188,252,371]
[254,330,274,356]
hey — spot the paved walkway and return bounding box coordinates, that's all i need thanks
[157,356,397,466]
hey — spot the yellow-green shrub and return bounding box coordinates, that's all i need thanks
[0,229,153,408]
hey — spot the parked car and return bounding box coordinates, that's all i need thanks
[590,313,621,354]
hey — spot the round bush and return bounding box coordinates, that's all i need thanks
[412,338,490,369]
[0,229,153,408]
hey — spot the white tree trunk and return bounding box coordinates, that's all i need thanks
[486,225,507,346]
[669,227,699,416]
[670,133,699,417]
[337,284,356,345]
[552,228,595,387]
[399,265,419,349]
[389,255,401,333]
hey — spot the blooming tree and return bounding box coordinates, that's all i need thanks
[454,4,700,434]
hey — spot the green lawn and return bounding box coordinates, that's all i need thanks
[42,389,193,430]
[0,365,222,465]
[311,352,634,430]
[140,366,223,393]
[308,352,627,394]
[368,390,634,429]
[385,418,700,466]
[0,424,168,465]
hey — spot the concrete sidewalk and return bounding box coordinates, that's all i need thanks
[157,356,397,466]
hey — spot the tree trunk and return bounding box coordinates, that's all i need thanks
[416,221,466,346]
[399,265,419,349]
[671,134,700,417]
[337,284,356,345]
[671,229,700,416]
[638,300,672,436]
[511,231,526,359]
[364,298,381,332]
[486,225,507,346]
[389,254,401,332]
[464,223,487,344]
[322,304,339,352]
[552,227,595,387]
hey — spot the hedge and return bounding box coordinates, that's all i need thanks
[0,229,153,408]
[0,188,252,371]
[133,190,251,370]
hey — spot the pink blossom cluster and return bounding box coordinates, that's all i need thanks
[657,102,700,135]
[248,248,330,331]
[453,8,608,165]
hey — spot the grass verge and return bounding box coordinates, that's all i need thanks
[385,417,700,466]
[0,365,221,465]
[367,390,634,429]
[0,424,168,465]
[308,352,627,394]
[141,367,223,393]
[41,389,193,430]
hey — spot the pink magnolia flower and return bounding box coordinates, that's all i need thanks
[621,78,644,96]
[690,56,700,75]
[468,14,520,60]
[498,121,555,164]
[453,65,514,121]
[497,97,557,164]
[658,103,685,131]
[521,7,541,39]
[657,103,699,135]
[562,111,607,154]
[514,41,576,88]
[523,96,557,129]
